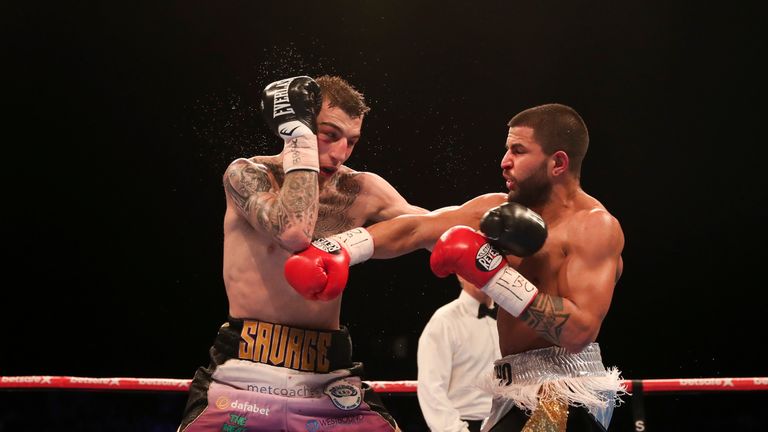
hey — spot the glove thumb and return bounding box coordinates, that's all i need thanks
[284,255,328,300]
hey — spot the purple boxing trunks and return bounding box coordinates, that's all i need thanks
[178,318,398,432]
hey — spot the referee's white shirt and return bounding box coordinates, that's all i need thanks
[417,290,501,432]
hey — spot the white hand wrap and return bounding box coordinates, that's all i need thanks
[481,265,539,317]
[282,128,318,173]
[330,228,374,266]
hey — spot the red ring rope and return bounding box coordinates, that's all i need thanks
[1,376,767,393]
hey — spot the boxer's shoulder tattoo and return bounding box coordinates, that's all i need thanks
[224,160,273,214]
[519,294,570,345]
[315,172,362,237]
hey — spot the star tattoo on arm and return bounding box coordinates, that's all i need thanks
[519,294,570,345]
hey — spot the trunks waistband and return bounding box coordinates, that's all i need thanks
[486,343,623,429]
[213,317,353,373]
[493,343,608,386]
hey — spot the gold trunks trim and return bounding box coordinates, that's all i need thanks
[521,397,568,432]
[237,320,332,373]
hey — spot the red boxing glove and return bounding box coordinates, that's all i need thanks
[430,225,539,317]
[284,237,350,301]
[429,225,506,287]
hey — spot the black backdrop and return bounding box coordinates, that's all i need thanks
[4,1,767,430]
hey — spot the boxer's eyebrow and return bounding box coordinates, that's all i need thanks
[318,121,361,141]
[317,121,341,130]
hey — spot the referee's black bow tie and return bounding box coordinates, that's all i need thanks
[478,303,497,320]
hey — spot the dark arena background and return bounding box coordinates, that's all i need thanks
[4,1,767,431]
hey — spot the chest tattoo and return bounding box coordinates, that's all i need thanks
[315,174,361,237]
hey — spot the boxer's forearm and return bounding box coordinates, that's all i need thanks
[368,214,431,258]
[224,159,319,251]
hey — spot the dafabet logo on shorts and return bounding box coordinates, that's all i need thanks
[214,396,271,416]
[216,396,231,409]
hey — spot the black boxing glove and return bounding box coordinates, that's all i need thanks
[261,76,321,139]
[479,202,547,257]
[260,76,322,172]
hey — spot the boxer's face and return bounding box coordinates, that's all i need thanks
[502,126,552,207]
[315,100,363,184]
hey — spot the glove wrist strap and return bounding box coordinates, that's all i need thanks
[481,265,539,317]
[283,132,319,173]
[331,228,374,266]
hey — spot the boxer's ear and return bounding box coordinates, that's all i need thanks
[551,151,569,176]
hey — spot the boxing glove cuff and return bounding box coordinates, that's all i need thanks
[481,265,539,317]
[330,228,374,266]
[283,132,319,173]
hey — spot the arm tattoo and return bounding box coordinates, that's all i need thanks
[519,294,570,345]
[224,161,318,240]
[280,171,319,239]
[224,164,272,215]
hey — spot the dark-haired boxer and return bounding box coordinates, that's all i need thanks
[177,75,427,432]
[287,104,626,432]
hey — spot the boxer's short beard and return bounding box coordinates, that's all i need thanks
[507,162,551,208]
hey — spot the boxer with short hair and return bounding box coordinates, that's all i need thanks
[287,104,626,432]
[178,75,426,432]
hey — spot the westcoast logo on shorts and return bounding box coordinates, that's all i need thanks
[305,415,364,431]
[238,320,332,373]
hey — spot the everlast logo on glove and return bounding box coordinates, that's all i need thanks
[475,243,503,272]
[311,238,342,254]
[269,78,296,118]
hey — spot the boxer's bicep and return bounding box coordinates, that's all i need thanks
[561,212,623,322]
[223,159,272,219]
[521,211,623,351]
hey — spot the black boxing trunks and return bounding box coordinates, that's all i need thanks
[178,318,398,431]
[482,343,625,432]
